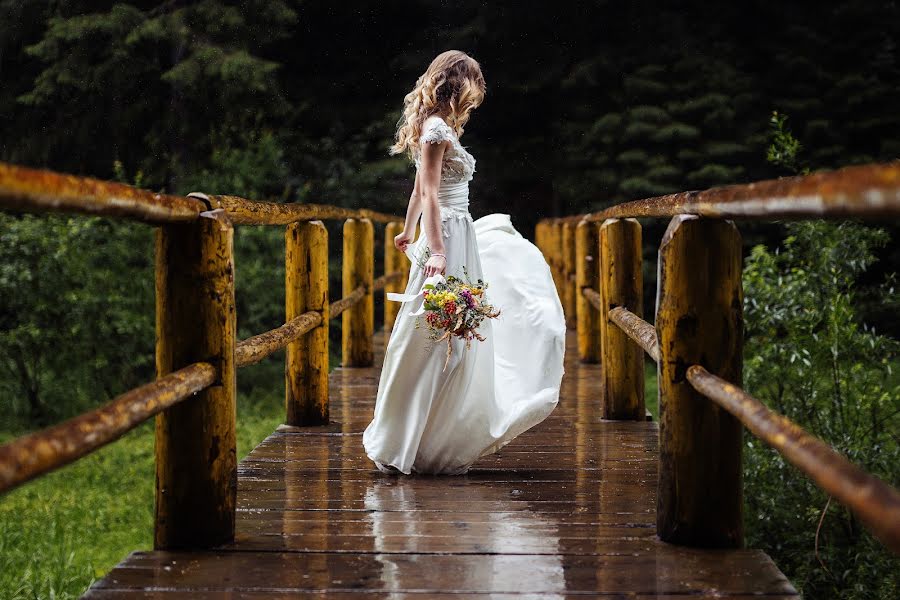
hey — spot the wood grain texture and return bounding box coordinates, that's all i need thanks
[599,218,645,420]
[153,208,237,550]
[561,221,577,328]
[555,161,900,223]
[609,306,659,362]
[342,218,374,367]
[655,214,744,548]
[235,312,322,368]
[549,221,564,302]
[0,363,215,494]
[534,221,547,259]
[0,161,206,223]
[285,221,330,425]
[88,329,797,597]
[575,220,601,363]
[215,194,402,225]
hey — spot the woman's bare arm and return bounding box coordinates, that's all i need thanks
[403,169,423,236]
[418,137,448,259]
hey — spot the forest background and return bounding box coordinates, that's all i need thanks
[0,1,897,598]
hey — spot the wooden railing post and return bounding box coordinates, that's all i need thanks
[599,218,644,419]
[154,203,236,550]
[549,221,564,302]
[384,221,407,331]
[285,220,329,426]
[534,221,546,259]
[342,217,374,366]
[575,220,601,363]
[655,214,744,548]
[562,221,577,327]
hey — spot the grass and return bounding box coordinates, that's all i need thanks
[644,358,659,419]
[0,399,282,600]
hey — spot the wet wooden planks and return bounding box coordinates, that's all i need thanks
[85,329,798,598]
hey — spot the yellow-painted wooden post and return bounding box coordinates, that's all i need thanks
[575,220,601,363]
[599,218,644,419]
[550,221,564,303]
[342,218,374,366]
[285,220,329,425]
[562,222,577,328]
[535,221,548,259]
[384,221,407,331]
[154,204,236,550]
[656,214,744,548]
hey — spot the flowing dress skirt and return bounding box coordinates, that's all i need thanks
[362,212,566,475]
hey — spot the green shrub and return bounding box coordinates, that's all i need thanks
[741,112,900,599]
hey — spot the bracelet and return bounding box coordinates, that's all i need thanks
[431,252,446,258]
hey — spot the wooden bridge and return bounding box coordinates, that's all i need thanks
[0,160,898,597]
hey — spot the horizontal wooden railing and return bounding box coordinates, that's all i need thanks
[0,160,410,550]
[536,159,900,554]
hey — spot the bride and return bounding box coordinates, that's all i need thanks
[362,50,566,475]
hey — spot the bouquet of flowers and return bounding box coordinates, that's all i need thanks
[391,246,501,371]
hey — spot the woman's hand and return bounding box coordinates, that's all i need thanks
[394,230,412,253]
[423,253,447,278]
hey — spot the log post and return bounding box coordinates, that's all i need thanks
[550,221,564,304]
[285,220,329,426]
[562,221,577,328]
[575,220,601,363]
[599,218,644,419]
[154,202,236,550]
[655,214,744,548]
[384,221,407,331]
[534,221,546,258]
[342,218,374,366]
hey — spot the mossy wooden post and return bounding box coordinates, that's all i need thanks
[285,220,329,425]
[575,219,601,363]
[562,221,577,328]
[599,218,644,419]
[384,221,407,331]
[154,203,236,550]
[656,214,743,548]
[342,218,374,366]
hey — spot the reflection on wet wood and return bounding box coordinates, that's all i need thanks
[85,329,797,597]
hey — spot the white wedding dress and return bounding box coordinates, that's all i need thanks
[362,115,566,475]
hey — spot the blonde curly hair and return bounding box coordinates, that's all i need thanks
[389,50,486,161]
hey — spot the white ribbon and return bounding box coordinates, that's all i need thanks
[386,273,445,316]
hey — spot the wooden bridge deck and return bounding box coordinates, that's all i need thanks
[85,329,798,598]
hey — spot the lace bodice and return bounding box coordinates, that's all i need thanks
[414,116,476,184]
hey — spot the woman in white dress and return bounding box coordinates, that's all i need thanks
[362,50,566,475]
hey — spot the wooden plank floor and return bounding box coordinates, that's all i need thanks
[85,329,798,598]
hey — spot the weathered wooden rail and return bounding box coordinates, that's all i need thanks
[0,161,411,551]
[536,160,900,553]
